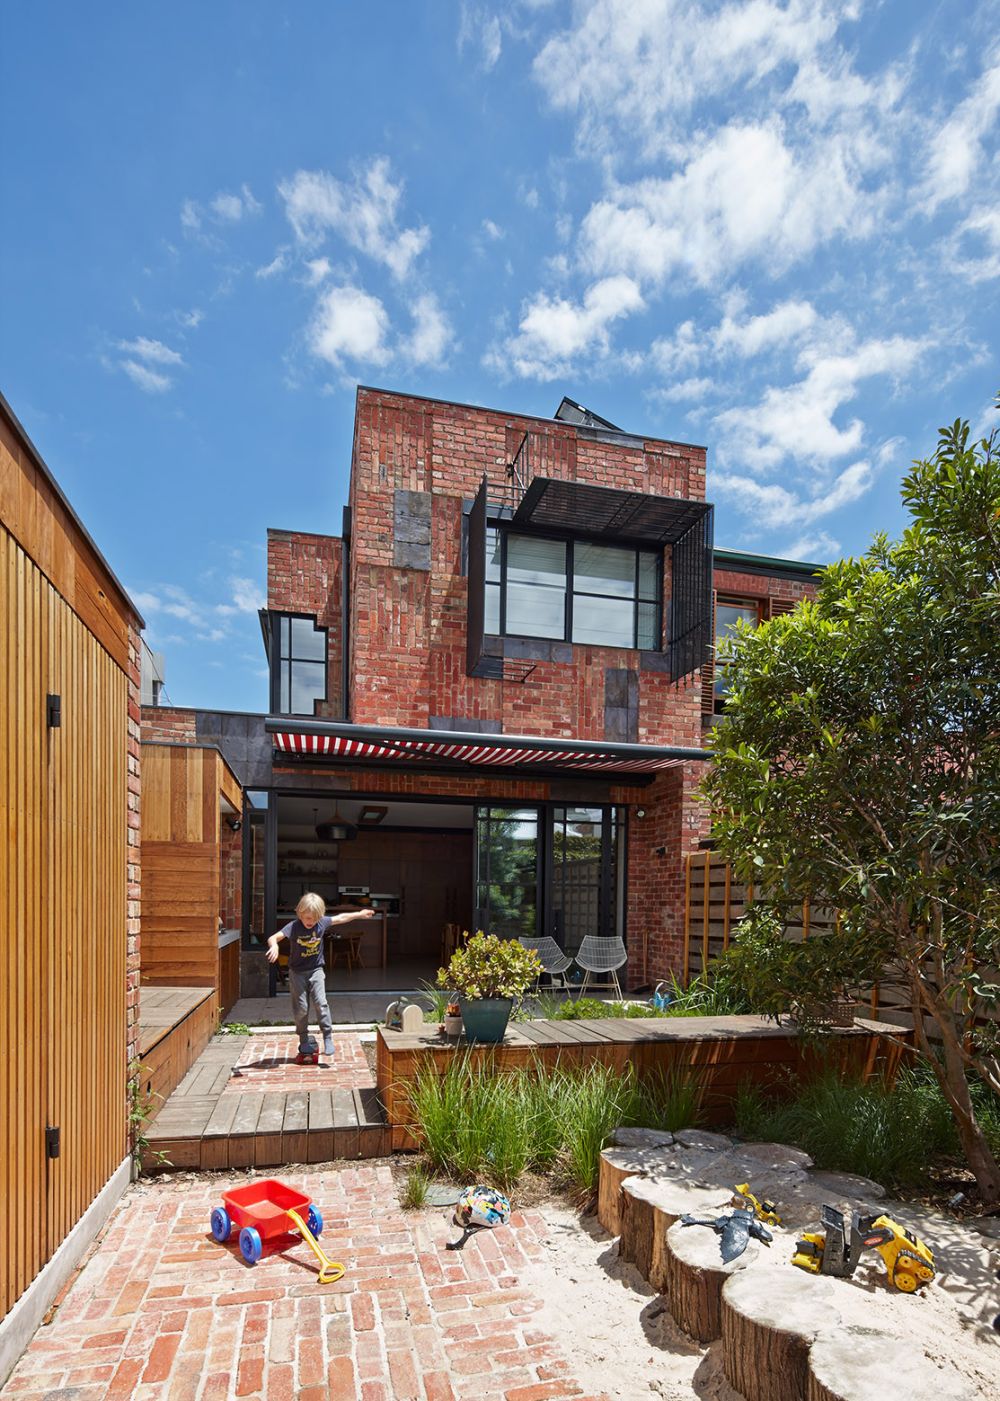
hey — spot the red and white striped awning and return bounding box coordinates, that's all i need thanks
[266,719,710,776]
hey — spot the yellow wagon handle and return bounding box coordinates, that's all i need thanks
[287,1208,346,1285]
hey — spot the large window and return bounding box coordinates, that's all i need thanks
[713,599,762,709]
[484,529,660,649]
[272,613,328,715]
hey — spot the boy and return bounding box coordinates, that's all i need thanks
[266,893,375,1057]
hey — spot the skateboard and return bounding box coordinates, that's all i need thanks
[295,1037,320,1066]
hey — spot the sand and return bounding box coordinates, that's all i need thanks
[510,1167,999,1400]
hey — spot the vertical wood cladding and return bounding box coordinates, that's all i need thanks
[1,527,130,1319]
[141,744,242,989]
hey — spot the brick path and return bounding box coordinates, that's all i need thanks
[4,1164,609,1401]
[229,1034,375,1093]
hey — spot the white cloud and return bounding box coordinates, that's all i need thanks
[403,293,453,366]
[923,56,1000,211]
[713,460,873,527]
[713,300,818,357]
[308,285,391,368]
[714,334,927,471]
[303,257,331,285]
[580,122,872,289]
[780,529,840,561]
[944,204,1000,282]
[459,5,502,70]
[113,336,185,393]
[278,158,429,280]
[210,184,262,222]
[532,0,867,156]
[182,183,262,237]
[654,376,714,403]
[176,308,204,329]
[482,218,505,240]
[133,576,264,644]
[121,360,172,394]
[117,336,184,366]
[255,251,288,279]
[486,274,643,378]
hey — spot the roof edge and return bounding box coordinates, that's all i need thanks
[0,390,145,627]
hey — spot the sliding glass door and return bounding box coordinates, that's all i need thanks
[474,803,623,951]
[474,806,540,938]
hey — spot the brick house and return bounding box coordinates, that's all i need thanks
[144,387,819,996]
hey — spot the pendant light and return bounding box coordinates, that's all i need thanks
[316,800,356,843]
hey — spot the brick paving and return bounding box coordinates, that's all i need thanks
[228,1034,375,1093]
[4,1164,609,1401]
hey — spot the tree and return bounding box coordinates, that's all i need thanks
[703,403,1000,1204]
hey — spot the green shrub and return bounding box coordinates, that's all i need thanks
[406,1054,704,1195]
[732,1065,972,1186]
[400,1161,432,1209]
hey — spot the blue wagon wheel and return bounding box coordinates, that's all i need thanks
[306,1204,323,1236]
[210,1207,232,1243]
[239,1226,263,1264]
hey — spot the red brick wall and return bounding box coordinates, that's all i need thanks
[140,706,197,743]
[219,819,243,931]
[267,530,344,718]
[713,567,816,609]
[347,388,707,748]
[126,626,142,1106]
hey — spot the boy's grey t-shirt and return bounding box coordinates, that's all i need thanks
[280,916,333,973]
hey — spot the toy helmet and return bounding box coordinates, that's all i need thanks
[454,1185,511,1230]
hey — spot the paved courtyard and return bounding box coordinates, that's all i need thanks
[229,1034,376,1093]
[4,1164,610,1401]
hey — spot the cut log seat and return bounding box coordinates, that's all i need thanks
[664,1217,760,1341]
[722,1268,839,1401]
[807,1327,974,1401]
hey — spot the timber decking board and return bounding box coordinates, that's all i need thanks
[376,1015,912,1151]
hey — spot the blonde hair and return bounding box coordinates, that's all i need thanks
[296,892,326,919]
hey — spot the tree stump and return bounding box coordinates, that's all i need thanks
[663,1218,760,1342]
[807,1328,973,1401]
[722,1267,838,1401]
[619,1176,731,1290]
[597,1144,675,1235]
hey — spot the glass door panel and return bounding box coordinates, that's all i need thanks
[474,806,540,939]
[551,807,604,955]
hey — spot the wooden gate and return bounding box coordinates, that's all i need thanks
[1,528,128,1318]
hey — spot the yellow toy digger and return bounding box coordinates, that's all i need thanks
[792,1205,934,1293]
[732,1183,782,1227]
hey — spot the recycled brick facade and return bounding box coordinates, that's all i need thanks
[267,528,344,719]
[259,387,819,983]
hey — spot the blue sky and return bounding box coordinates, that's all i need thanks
[2,1,998,712]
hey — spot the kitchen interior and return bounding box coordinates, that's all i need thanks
[274,793,474,990]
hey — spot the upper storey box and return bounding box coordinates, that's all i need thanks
[347,387,713,735]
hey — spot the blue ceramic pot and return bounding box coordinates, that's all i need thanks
[458,997,513,1044]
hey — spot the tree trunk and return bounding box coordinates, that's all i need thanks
[913,974,1000,1207]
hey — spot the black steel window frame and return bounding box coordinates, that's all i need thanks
[484,527,662,650]
[473,799,624,948]
[269,611,329,716]
[712,595,764,713]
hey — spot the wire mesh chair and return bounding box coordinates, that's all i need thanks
[575,936,628,1000]
[518,936,573,990]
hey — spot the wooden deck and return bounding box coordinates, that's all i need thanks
[137,985,219,1110]
[142,1035,389,1172]
[376,1013,911,1151]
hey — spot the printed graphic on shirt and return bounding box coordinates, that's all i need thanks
[296,930,323,959]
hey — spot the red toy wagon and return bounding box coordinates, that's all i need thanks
[210,1178,343,1282]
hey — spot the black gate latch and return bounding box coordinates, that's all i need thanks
[46,694,61,728]
[46,1125,61,1159]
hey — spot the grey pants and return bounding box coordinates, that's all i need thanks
[289,967,332,1043]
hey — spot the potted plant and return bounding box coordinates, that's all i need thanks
[437,930,542,1043]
